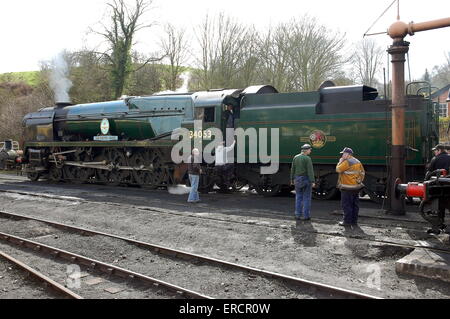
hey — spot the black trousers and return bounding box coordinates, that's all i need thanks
[215,164,234,186]
[341,190,359,224]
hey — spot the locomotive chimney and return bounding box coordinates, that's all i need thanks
[55,102,72,108]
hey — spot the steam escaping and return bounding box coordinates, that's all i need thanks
[49,52,73,103]
[168,184,191,195]
[154,71,191,95]
[176,71,191,93]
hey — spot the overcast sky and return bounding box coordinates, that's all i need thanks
[1,0,449,81]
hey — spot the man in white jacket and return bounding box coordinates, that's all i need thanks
[215,139,236,191]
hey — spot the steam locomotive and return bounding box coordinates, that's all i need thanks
[0,140,22,170]
[19,83,439,200]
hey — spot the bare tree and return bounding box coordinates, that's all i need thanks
[193,13,259,90]
[255,16,347,92]
[288,16,347,91]
[94,0,160,99]
[127,51,163,95]
[257,24,295,92]
[351,38,384,87]
[160,23,190,91]
[432,52,450,88]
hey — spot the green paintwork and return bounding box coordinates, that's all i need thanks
[237,91,436,166]
[62,96,194,140]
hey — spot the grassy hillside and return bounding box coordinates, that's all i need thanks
[0,71,40,86]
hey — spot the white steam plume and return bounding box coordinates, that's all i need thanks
[154,71,191,95]
[49,52,73,103]
[175,71,191,93]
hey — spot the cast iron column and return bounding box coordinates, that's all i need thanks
[386,40,409,215]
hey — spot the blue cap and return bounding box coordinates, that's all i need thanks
[340,147,353,154]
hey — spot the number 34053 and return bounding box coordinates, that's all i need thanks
[189,130,212,139]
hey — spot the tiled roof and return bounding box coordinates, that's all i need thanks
[431,84,450,100]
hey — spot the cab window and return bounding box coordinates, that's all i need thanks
[195,107,215,123]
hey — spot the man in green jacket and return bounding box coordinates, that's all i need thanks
[290,144,315,221]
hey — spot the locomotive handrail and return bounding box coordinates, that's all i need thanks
[406,81,432,97]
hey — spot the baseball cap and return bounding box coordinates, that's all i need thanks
[340,147,353,154]
[431,144,445,151]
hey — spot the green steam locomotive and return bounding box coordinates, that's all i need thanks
[20,83,439,200]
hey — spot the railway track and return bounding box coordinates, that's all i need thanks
[0,211,381,299]
[0,187,446,255]
[0,249,82,299]
[0,174,429,228]
[0,231,211,299]
[0,177,429,229]
[0,184,430,231]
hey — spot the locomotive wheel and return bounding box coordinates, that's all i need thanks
[96,168,110,184]
[77,153,95,183]
[110,151,132,185]
[63,166,78,182]
[77,168,94,183]
[197,173,215,194]
[231,178,247,191]
[93,153,110,184]
[254,184,281,197]
[278,185,294,196]
[146,150,166,188]
[312,187,340,200]
[48,166,63,182]
[130,152,152,186]
[365,189,384,204]
[27,172,40,182]
[312,174,340,200]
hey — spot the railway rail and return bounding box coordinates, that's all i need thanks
[0,249,83,299]
[0,231,211,299]
[0,211,380,299]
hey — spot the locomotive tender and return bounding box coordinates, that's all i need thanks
[21,83,439,200]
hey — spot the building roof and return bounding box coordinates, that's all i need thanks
[431,84,450,101]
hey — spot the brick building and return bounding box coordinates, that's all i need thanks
[431,84,450,118]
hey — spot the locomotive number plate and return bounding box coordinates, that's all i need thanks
[189,130,212,140]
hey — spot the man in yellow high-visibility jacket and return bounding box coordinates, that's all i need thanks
[336,147,365,226]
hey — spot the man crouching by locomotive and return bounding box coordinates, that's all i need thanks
[425,144,450,232]
[336,147,365,227]
[426,144,450,180]
[290,144,315,221]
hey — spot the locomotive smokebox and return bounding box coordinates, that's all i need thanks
[55,102,72,108]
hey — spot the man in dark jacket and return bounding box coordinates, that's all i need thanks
[425,144,450,233]
[426,144,450,179]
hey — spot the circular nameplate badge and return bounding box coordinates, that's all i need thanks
[100,118,110,135]
[309,130,327,149]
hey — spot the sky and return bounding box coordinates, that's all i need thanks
[1,0,449,82]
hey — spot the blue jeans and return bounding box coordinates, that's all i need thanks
[341,190,359,224]
[294,176,312,218]
[188,174,200,202]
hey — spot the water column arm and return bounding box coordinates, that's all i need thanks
[388,18,450,39]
